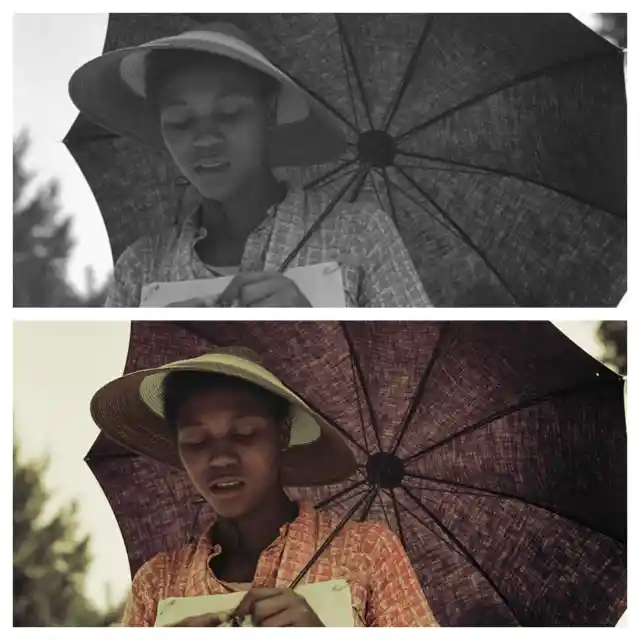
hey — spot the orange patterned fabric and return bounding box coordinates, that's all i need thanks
[121,501,438,627]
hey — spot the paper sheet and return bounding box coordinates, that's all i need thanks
[140,262,346,307]
[154,579,354,627]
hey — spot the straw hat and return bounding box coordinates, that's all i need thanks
[90,348,358,487]
[68,22,346,167]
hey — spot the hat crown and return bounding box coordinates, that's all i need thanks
[181,21,258,50]
[202,345,263,366]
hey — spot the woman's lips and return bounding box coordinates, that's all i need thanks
[194,160,231,175]
[208,479,246,498]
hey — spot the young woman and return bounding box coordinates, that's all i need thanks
[90,350,439,627]
[69,23,431,308]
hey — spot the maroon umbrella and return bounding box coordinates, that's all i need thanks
[85,321,626,625]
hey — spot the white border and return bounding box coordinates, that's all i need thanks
[10,306,633,322]
[6,1,635,634]
[6,2,636,13]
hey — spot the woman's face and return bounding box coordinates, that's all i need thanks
[175,384,285,520]
[157,61,273,202]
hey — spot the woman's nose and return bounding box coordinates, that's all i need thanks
[208,451,237,468]
[192,117,224,148]
[206,440,238,467]
[193,131,224,148]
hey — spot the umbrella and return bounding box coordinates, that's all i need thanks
[85,320,627,626]
[65,13,626,307]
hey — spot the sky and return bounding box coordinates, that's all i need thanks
[13,319,612,611]
[12,13,604,296]
[13,321,132,609]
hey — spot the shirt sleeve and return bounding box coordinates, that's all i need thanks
[120,555,167,627]
[104,237,153,308]
[365,524,439,627]
[354,207,433,308]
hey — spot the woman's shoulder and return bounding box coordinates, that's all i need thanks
[346,519,399,546]
[314,506,398,547]
[133,541,200,585]
[116,228,180,266]
[309,190,392,231]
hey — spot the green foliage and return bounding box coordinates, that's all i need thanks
[13,132,109,307]
[597,321,627,376]
[13,441,124,626]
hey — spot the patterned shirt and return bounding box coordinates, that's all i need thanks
[121,501,438,627]
[105,185,431,308]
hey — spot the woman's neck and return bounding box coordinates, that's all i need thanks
[219,489,298,557]
[200,169,284,242]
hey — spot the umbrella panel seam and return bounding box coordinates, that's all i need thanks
[396,49,624,142]
[397,151,626,220]
[403,475,625,544]
[403,377,623,464]
[400,485,521,623]
[394,165,521,303]
[335,14,374,130]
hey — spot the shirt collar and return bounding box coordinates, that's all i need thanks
[195,501,317,562]
[177,182,307,241]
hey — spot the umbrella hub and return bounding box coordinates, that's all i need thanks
[357,130,397,168]
[366,452,405,489]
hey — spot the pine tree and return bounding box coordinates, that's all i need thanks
[596,13,627,48]
[13,133,76,307]
[13,441,123,626]
[13,132,109,307]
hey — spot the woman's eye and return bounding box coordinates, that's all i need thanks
[163,118,191,129]
[178,431,205,446]
[234,429,257,440]
[217,100,253,117]
[161,109,192,127]
[218,107,242,119]
[179,439,204,446]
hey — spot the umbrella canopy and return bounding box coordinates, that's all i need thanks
[85,320,626,626]
[65,13,626,307]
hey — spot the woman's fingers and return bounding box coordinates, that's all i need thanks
[251,593,292,624]
[233,588,284,618]
[231,588,319,626]
[217,272,277,306]
[239,278,284,306]
[216,272,311,307]
[259,609,297,627]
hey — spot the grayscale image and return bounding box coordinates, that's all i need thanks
[13,14,627,308]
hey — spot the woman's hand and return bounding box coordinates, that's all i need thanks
[233,587,324,627]
[217,272,312,307]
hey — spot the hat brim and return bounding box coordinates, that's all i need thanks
[68,33,347,167]
[90,354,358,487]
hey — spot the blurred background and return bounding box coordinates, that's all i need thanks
[13,319,627,626]
[12,13,627,307]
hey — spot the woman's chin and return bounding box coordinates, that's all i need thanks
[212,503,252,521]
[192,175,240,202]
[208,494,252,520]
